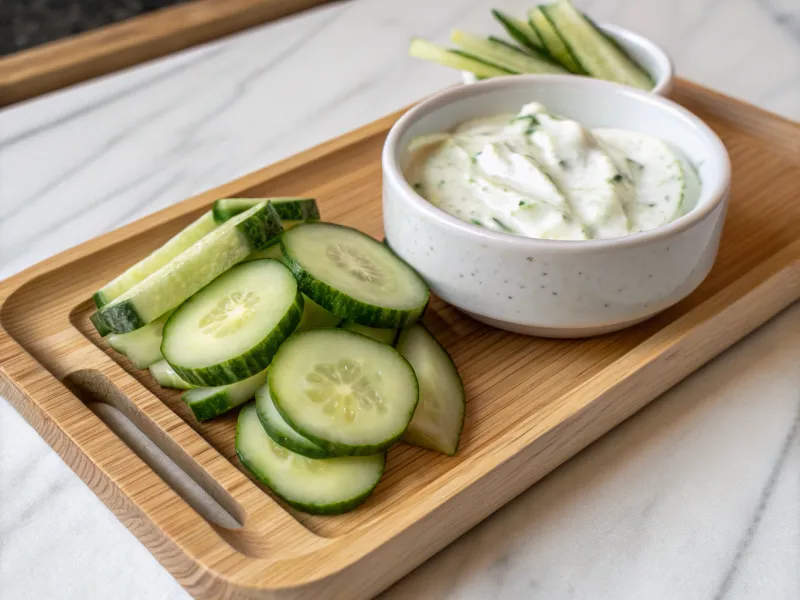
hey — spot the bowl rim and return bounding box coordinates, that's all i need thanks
[382,74,731,254]
[461,22,674,96]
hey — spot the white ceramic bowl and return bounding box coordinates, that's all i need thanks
[382,75,731,337]
[462,23,674,96]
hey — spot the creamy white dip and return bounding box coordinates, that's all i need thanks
[405,102,701,240]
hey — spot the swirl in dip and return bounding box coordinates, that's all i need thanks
[404,102,701,240]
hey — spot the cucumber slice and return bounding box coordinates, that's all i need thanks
[492,9,544,51]
[182,368,267,421]
[248,244,284,261]
[396,324,466,456]
[338,321,397,344]
[541,0,652,89]
[99,202,283,333]
[529,7,585,73]
[281,223,429,328]
[450,30,566,75]
[213,197,320,224]
[255,384,330,458]
[269,329,418,456]
[297,295,342,331]
[105,313,168,369]
[149,360,193,390]
[93,212,217,308]
[236,403,384,514]
[90,311,111,336]
[409,38,512,78]
[162,259,303,387]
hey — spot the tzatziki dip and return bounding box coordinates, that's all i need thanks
[404,102,701,240]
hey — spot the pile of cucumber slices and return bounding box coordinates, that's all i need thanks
[409,0,653,91]
[91,197,466,514]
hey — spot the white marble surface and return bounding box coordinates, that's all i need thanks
[0,0,798,598]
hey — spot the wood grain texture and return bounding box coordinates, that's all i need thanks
[0,0,332,107]
[1,80,799,599]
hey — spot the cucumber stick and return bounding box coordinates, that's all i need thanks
[99,202,283,334]
[93,212,217,308]
[149,360,193,390]
[529,7,585,73]
[183,368,267,421]
[409,38,512,78]
[492,9,544,51]
[450,30,566,75]
[269,329,418,455]
[296,295,342,331]
[236,403,384,514]
[256,384,329,458]
[281,223,429,329]
[213,198,319,224]
[105,313,169,369]
[396,324,465,456]
[162,259,302,387]
[541,0,652,89]
[338,321,396,344]
[90,311,112,336]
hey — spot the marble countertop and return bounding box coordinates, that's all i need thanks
[1,0,798,598]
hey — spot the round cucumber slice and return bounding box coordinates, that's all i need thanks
[338,321,397,344]
[269,329,418,456]
[281,223,429,328]
[162,259,302,387]
[396,324,465,456]
[183,367,268,421]
[149,359,193,390]
[255,384,330,458]
[236,403,384,514]
[296,295,341,331]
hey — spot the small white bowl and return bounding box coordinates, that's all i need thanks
[382,75,730,337]
[462,23,674,96]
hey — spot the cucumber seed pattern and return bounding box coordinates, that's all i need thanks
[326,244,384,285]
[199,290,260,338]
[305,359,386,422]
[267,435,323,473]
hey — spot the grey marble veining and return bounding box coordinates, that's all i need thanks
[1,0,799,598]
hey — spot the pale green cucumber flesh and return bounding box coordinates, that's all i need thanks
[338,321,397,344]
[541,0,652,89]
[183,368,267,421]
[296,295,342,331]
[450,30,566,75]
[281,223,429,329]
[93,212,217,308]
[99,202,283,333]
[105,314,168,369]
[269,329,418,456]
[396,324,465,456]
[213,198,319,223]
[162,259,302,387]
[255,384,330,458]
[529,7,585,73]
[236,403,384,514]
[149,360,193,390]
[492,9,545,51]
[247,243,284,262]
[409,38,512,78]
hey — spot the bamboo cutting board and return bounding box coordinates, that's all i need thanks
[1,80,799,600]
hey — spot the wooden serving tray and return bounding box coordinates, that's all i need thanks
[1,80,799,599]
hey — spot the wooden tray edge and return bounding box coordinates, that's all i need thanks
[0,0,333,108]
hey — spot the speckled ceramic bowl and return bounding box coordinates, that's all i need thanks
[382,75,731,337]
[461,23,674,96]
